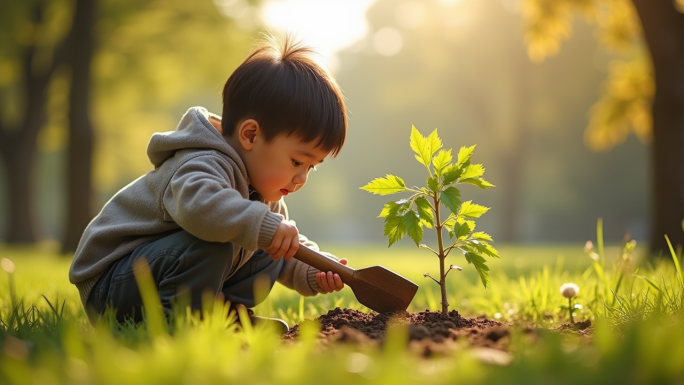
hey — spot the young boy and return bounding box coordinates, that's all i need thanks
[68,36,348,332]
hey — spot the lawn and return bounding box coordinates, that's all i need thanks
[1,239,684,384]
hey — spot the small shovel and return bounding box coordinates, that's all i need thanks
[294,244,419,313]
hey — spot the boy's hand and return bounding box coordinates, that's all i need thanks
[316,258,348,293]
[267,220,299,260]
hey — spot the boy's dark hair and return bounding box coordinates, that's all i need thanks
[221,34,347,156]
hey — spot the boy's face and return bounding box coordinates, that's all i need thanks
[241,128,329,202]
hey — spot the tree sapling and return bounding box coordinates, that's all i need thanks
[361,126,499,316]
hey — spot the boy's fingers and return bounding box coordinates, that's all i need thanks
[317,272,330,292]
[283,236,299,260]
[274,239,291,260]
[333,273,343,290]
[326,271,336,290]
[267,236,283,259]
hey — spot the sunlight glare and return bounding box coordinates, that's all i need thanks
[260,0,376,70]
[396,1,427,29]
[373,27,403,57]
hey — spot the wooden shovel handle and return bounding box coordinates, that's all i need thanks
[293,244,355,283]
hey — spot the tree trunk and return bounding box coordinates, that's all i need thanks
[0,132,39,243]
[62,0,96,253]
[0,3,68,243]
[0,5,57,243]
[631,0,684,255]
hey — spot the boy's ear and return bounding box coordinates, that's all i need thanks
[237,119,260,151]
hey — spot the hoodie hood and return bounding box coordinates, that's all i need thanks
[147,107,245,171]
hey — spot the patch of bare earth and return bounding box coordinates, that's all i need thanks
[552,319,593,335]
[284,307,514,357]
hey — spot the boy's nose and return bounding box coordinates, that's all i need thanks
[293,171,308,186]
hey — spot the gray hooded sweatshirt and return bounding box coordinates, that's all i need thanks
[69,107,328,307]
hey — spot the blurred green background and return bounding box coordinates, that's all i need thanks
[1,0,680,252]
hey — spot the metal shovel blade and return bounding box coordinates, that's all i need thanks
[294,244,419,313]
[349,265,418,313]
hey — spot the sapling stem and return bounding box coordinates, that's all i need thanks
[433,194,449,316]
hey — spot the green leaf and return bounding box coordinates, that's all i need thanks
[432,149,452,176]
[469,240,500,259]
[456,145,475,169]
[458,200,489,219]
[452,219,473,239]
[384,213,406,247]
[427,175,439,193]
[459,164,484,180]
[360,175,407,195]
[440,186,461,215]
[460,177,495,189]
[414,197,434,225]
[471,232,493,241]
[427,129,442,158]
[442,164,463,185]
[464,251,490,288]
[410,126,431,167]
[402,210,423,246]
[378,201,401,218]
[443,216,456,231]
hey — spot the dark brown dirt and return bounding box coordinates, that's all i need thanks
[553,319,593,335]
[284,307,511,354]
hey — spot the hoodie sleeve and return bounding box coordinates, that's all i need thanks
[162,154,283,251]
[272,200,339,296]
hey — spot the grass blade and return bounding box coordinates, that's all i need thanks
[634,275,662,293]
[597,218,605,265]
[132,258,167,339]
[664,235,683,287]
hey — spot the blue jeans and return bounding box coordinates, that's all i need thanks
[85,230,283,324]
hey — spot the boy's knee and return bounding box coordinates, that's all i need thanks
[162,230,236,267]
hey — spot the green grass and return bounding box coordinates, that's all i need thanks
[1,239,684,384]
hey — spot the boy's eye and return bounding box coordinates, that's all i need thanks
[292,159,318,171]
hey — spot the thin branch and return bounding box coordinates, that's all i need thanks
[423,273,440,286]
[419,244,439,256]
[440,213,456,228]
[444,265,463,279]
[444,245,458,258]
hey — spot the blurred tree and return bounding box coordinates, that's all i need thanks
[89,0,261,201]
[62,0,96,252]
[523,0,684,254]
[1,0,261,247]
[0,0,71,243]
[317,0,647,245]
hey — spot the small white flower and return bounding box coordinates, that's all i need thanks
[560,283,579,298]
[584,241,593,253]
[1,258,15,274]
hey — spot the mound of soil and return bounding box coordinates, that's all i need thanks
[284,307,511,354]
[553,319,593,335]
